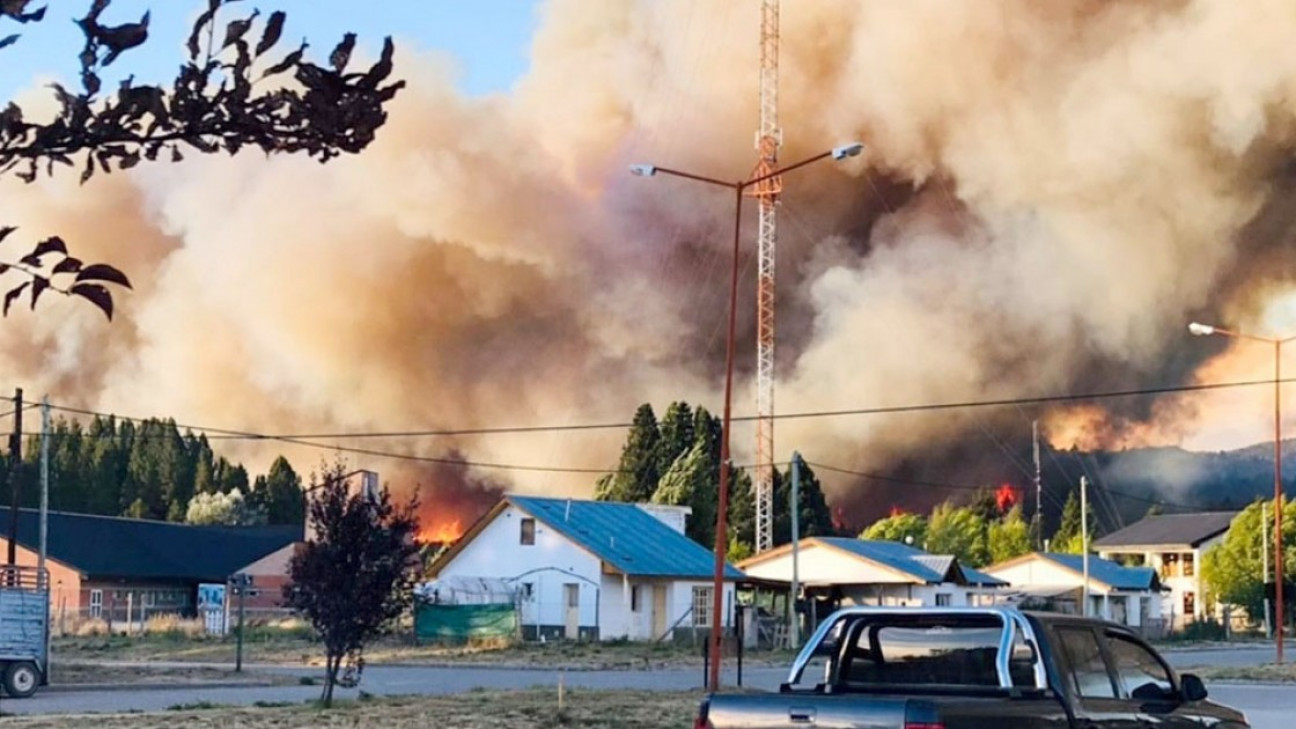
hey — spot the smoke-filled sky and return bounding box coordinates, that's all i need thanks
[3,0,1296,531]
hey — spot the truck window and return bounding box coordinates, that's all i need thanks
[1107,634,1173,701]
[839,620,1003,687]
[1056,627,1117,699]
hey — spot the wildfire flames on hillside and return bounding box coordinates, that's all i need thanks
[3,2,1296,527]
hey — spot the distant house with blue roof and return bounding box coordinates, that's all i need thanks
[428,495,743,642]
[983,552,1165,634]
[738,537,1008,616]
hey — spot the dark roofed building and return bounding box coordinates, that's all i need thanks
[0,508,301,624]
[1094,511,1239,629]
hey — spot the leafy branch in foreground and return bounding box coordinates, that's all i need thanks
[0,0,405,319]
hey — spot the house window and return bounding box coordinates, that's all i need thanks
[631,585,642,612]
[1183,553,1195,577]
[935,593,951,607]
[522,582,534,600]
[89,589,102,619]
[1161,553,1180,578]
[520,518,536,545]
[1183,590,1196,617]
[692,586,713,627]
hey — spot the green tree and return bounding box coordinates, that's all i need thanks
[774,459,834,546]
[595,403,660,503]
[1051,489,1093,554]
[861,512,929,547]
[185,489,265,526]
[652,439,717,547]
[988,504,1032,564]
[258,456,306,525]
[726,466,755,555]
[285,460,420,707]
[654,401,694,479]
[927,501,990,566]
[1202,499,1293,620]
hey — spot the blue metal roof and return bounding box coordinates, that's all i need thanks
[508,496,744,580]
[962,567,1009,587]
[815,538,949,583]
[1037,552,1157,590]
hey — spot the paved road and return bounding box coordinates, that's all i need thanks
[2,663,1289,727]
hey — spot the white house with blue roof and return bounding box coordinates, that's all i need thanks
[738,537,1008,611]
[428,495,743,642]
[983,552,1164,632]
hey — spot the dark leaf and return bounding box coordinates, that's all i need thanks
[51,257,81,275]
[361,37,396,90]
[99,12,150,66]
[70,282,113,320]
[0,264,9,276]
[28,275,48,309]
[255,10,284,57]
[31,236,67,257]
[75,263,131,289]
[329,32,355,72]
[0,34,19,50]
[262,40,305,78]
[3,281,28,316]
[187,0,223,59]
[80,154,95,184]
[0,226,15,245]
[222,11,257,49]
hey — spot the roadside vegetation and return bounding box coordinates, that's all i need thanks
[0,690,701,728]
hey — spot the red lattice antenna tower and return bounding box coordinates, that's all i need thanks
[747,0,781,554]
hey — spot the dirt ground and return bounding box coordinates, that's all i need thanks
[0,690,701,728]
[1187,663,1296,682]
[53,634,794,670]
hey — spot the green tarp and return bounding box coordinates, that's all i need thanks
[414,602,517,643]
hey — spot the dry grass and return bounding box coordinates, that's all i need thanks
[1187,663,1296,682]
[52,631,794,670]
[0,690,702,728]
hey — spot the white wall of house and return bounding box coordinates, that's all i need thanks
[1097,536,1222,627]
[986,557,1162,629]
[834,583,988,607]
[596,576,734,640]
[742,544,917,585]
[438,504,602,634]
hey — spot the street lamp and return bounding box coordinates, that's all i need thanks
[1189,321,1296,663]
[631,142,863,691]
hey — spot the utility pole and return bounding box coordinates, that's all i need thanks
[1264,501,1273,638]
[7,387,21,567]
[1081,476,1090,617]
[789,451,801,650]
[39,395,49,687]
[1033,420,1042,549]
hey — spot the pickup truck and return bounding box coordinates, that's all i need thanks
[699,607,1247,729]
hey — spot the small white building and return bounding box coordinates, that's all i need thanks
[428,495,742,642]
[738,538,1007,610]
[1093,511,1237,628]
[983,552,1164,633]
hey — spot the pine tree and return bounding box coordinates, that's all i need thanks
[1052,489,1084,553]
[595,403,660,503]
[263,456,306,525]
[651,438,717,546]
[774,460,834,546]
[653,402,694,479]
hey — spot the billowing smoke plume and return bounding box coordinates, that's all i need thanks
[2,0,1296,530]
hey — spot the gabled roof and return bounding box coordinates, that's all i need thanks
[479,496,743,580]
[989,551,1158,591]
[963,566,1009,587]
[0,508,302,583]
[743,537,1005,587]
[1093,512,1238,550]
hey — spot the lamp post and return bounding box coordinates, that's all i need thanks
[1189,321,1296,663]
[631,142,863,691]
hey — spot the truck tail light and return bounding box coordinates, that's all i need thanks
[904,699,943,729]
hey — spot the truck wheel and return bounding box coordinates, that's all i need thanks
[4,661,39,698]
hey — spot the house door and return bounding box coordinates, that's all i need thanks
[651,585,668,639]
[563,584,580,640]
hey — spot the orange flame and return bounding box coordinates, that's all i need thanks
[419,519,463,544]
[995,483,1019,512]
[889,505,907,517]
